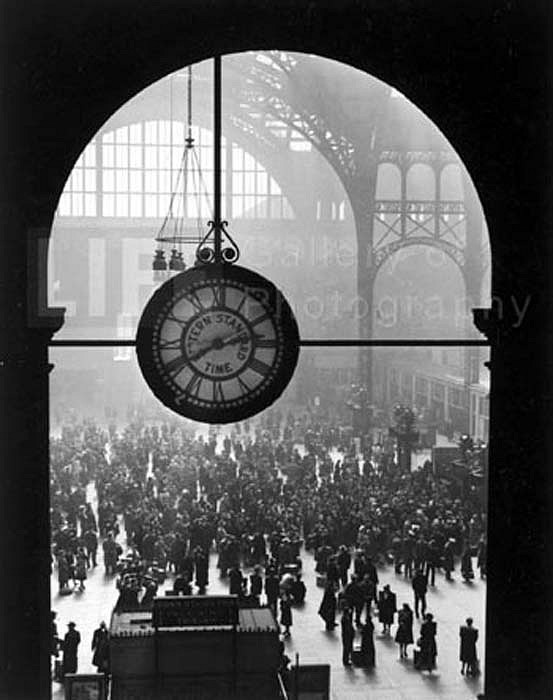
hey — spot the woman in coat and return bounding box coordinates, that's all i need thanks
[360,617,376,668]
[57,551,70,593]
[460,546,475,582]
[74,547,88,591]
[418,613,438,672]
[395,603,414,659]
[459,617,479,675]
[280,593,293,637]
[318,582,337,631]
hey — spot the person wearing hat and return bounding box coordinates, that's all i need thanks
[62,622,81,676]
[290,573,306,605]
[443,538,456,581]
[418,613,438,672]
[91,621,110,673]
[412,568,428,619]
[459,617,479,675]
[377,584,397,634]
[318,581,337,631]
[341,606,355,666]
[395,603,414,659]
[337,545,351,587]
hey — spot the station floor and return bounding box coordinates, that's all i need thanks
[51,544,485,699]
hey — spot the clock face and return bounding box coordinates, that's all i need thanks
[136,264,300,423]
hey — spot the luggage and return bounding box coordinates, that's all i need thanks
[413,649,421,669]
[352,647,364,667]
[316,574,327,588]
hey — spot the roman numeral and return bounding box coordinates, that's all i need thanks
[237,376,252,394]
[212,381,225,402]
[255,337,276,348]
[159,338,181,351]
[167,313,186,327]
[249,357,272,376]
[236,293,248,314]
[187,291,205,313]
[185,373,203,397]
[211,285,226,307]
[250,312,270,327]
[166,355,189,376]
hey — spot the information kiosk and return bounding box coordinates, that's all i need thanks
[109,595,281,699]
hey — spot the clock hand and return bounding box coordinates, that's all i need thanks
[188,330,259,362]
[220,331,250,348]
[188,341,218,362]
[187,332,244,361]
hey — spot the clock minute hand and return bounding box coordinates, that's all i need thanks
[188,341,218,362]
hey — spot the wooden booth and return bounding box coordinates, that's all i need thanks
[109,595,281,700]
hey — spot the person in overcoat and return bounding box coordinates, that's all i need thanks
[265,570,280,617]
[443,538,455,581]
[395,603,414,659]
[74,547,88,591]
[459,617,479,675]
[360,617,376,668]
[62,622,81,675]
[91,621,110,673]
[280,593,293,637]
[377,584,397,633]
[318,582,337,631]
[194,546,209,592]
[249,565,263,603]
[476,536,487,579]
[341,607,355,666]
[418,613,437,672]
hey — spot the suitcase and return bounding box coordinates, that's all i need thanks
[316,574,327,588]
[352,647,364,666]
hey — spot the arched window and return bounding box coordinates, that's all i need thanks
[49,55,491,693]
[57,121,294,220]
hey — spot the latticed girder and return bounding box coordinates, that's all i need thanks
[372,236,466,271]
[379,150,459,168]
[226,52,384,188]
[371,199,467,269]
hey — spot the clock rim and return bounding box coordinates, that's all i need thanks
[136,263,300,424]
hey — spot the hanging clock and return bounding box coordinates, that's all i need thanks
[136,263,300,423]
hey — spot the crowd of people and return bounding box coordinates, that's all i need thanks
[50,403,485,681]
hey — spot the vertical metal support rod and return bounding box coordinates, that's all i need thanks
[214,54,222,262]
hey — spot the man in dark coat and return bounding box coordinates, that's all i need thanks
[344,575,365,627]
[412,569,428,619]
[249,565,263,603]
[460,617,479,675]
[443,538,455,580]
[62,622,81,675]
[83,527,98,567]
[265,570,280,617]
[341,607,355,666]
[229,565,245,596]
[318,582,337,630]
[377,584,397,633]
[91,621,109,673]
[336,545,351,587]
[426,538,440,586]
[193,547,209,592]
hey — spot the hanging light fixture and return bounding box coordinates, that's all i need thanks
[152,66,212,280]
